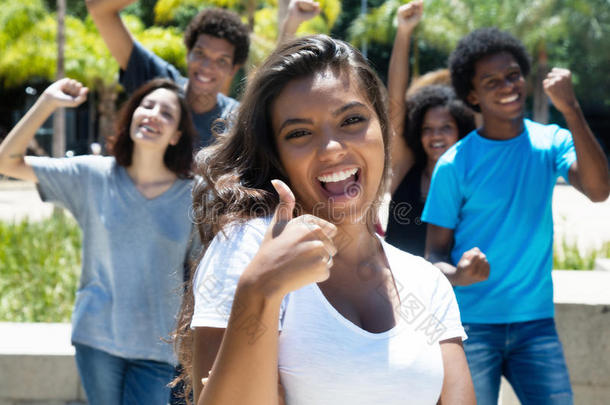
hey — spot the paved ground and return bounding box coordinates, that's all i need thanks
[2,178,610,251]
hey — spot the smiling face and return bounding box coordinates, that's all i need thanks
[187,34,238,96]
[271,68,385,224]
[420,106,460,164]
[129,88,182,150]
[467,51,526,122]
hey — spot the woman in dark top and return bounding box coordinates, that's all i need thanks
[386,1,475,255]
[386,85,475,255]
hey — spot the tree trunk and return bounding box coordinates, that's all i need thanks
[246,0,256,31]
[533,45,549,124]
[52,0,66,158]
[96,82,118,152]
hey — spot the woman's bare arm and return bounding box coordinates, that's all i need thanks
[387,1,422,193]
[0,79,87,182]
[437,337,475,404]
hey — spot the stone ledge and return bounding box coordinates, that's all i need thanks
[1,271,609,404]
[0,323,85,404]
[552,270,610,305]
[594,258,610,271]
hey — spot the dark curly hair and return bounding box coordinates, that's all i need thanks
[108,78,196,178]
[184,8,250,66]
[405,85,475,168]
[449,27,531,112]
[172,35,391,404]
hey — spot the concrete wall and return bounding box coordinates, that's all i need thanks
[0,323,85,405]
[500,271,610,405]
[1,271,609,405]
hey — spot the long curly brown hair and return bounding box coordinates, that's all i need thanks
[171,34,391,403]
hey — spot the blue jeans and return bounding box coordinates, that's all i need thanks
[74,343,174,405]
[463,318,573,405]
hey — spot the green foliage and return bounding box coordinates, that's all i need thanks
[138,26,188,72]
[0,13,120,88]
[0,212,606,323]
[151,0,341,69]
[0,0,47,50]
[348,0,566,54]
[298,0,342,35]
[553,238,610,270]
[347,0,401,48]
[123,0,158,27]
[0,2,184,90]
[0,14,57,87]
[250,8,279,66]
[0,213,81,323]
[42,0,90,19]
[554,0,610,108]
[155,0,203,24]
[345,0,610,119]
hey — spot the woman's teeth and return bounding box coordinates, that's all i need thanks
[141,125,159,134]
[500,94,519,104]
[317,168,358,183]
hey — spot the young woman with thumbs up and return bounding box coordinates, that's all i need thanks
[174,35,475,405]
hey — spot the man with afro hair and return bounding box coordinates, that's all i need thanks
[422,27,609,404]
[87,1,250,148]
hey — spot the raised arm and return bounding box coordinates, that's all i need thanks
[425,224,489,287]
[543,68,610,202]
[0,79,88,182]
[86,0,136,70]
[387,0,422,193]
[195,180,336,405]
[278,0,321,44]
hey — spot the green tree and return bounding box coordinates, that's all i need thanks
[153,0,341,67]
[0,0,184,140]
[348,0,570,122]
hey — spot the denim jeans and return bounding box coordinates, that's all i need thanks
[74,343,174,405]
[463,318,573,405]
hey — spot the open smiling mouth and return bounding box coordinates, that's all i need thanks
[317,168,362,198]
[195,73,213,84]
[430,142,446,149]
[140,125,159,134]
[499,94,519,104]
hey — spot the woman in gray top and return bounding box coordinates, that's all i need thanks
[0,78,200,405]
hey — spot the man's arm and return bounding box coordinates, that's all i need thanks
[425,224,489,287]
[543,68,610,202]
[86,0,136,70]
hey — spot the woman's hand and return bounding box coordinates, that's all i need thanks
[41,78,88,110]
[0,78,88,182]
[240,179,337,299]
[396,0,423,33]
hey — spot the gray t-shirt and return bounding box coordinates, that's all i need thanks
[119,40,239,149]
[29,155,200,365]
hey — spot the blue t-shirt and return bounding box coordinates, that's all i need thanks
[421,119,576,324]
[29,155,201,364]
[119,41,239,149]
